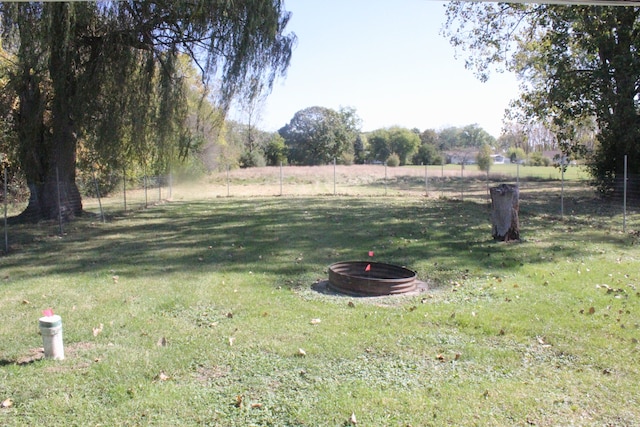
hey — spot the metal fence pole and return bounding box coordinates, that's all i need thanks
[123,165,127,212]
[384,163,388,196]
[441,160,444,198]
[460,163,464,202]
[623,154,627,233]
[4,164,8,254]
[333,158,337,195]
[561,163,565,219]
[144,170,148,208]
[425,163,429,196]
[56,167,63,236]
[92,169,105,223]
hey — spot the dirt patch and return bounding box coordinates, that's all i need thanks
[0,342,99,367]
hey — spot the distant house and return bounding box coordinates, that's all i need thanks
[446,150,478,165]
[542,150,562,162]
[491,154,509,164]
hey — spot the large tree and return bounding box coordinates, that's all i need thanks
[444,2,640,194]
[367,127,420,166]
[279,106,361,165]
[1,1,295,222]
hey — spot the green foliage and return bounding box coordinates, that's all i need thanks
[386,152,400,167]
[444,2,640,193]
[279,106,361,165]
[528,152,551,167]
[239,150,266,169]
[0,0,295,220]
[476,143,493,173]
[263,133,288,166]
[437,124,496,151]
[352,133,368,164]
[367,127,420,166]
[412,142,443,165]
[506,146,527,163]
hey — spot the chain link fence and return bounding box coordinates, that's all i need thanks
[2,161,639,254]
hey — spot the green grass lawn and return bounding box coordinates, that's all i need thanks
[1,181,639,426]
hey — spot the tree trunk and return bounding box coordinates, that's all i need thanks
[490,184,520,242]
[12,3,83,223]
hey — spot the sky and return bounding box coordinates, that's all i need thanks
[231,0,522,138]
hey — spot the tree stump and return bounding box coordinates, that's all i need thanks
[490,184,520,241]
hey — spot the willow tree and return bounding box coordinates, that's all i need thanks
[0,1,295,222]
[444,3,640,195]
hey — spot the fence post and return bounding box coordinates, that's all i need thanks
[425,163,429,197]
[123,165,127,212]
[460,163,464,202]
[441,160,444,198]
[56,167,63,236]
[333,158,337,196]
[4,163,8,254]
[384,163,388,196]
[623,154,627,233]
[227,165,230,197]
[279,162,283,196]
[92,169,105,223]
[561,163,565,219]
[144,168,148,208]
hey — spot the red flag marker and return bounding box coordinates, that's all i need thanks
[368,251,374,257]
[42,308,54,317]
[365,264,371,272]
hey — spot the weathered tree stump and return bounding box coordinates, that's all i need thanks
[490,184,520,241]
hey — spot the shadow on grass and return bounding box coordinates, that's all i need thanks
[1,188,635,289]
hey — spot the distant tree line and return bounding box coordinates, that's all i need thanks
[220,104,578,169]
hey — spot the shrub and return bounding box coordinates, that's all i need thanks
[386,153,400,167]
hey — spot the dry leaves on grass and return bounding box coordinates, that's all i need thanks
[1,398,13,409]
[92,323,104,337]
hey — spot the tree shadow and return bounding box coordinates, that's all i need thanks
[1,190,635,290]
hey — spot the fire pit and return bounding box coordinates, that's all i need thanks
[328,261,418,296]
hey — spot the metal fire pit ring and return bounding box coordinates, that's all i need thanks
[328,261,418,296]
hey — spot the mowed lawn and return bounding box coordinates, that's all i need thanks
[0,173,639,426]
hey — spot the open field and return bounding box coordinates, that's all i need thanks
[1,166,639,426]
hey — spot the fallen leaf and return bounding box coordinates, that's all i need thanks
[112,275,119,284]
[157,337,168,347]
[157,372,170,381]
[347,301,355,308]
[436,354,445,362]
[297,348,306,357]
[1,398,13,408]
[92,323,104,337]
[348,411,357,425]
[22,300,30,305]
[588,307,596,315]
[251,402,263,409]
[310,318,321,325]
[228,337,235,346]
[234,394,244,408]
